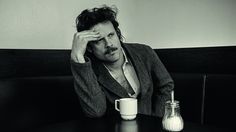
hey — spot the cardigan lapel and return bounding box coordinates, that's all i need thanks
[122,44,151,96]
[91,43,151,98]
[93,60,130,97]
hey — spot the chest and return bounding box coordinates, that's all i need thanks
[110,69,130,89]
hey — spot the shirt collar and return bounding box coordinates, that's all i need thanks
[121,48,129,64]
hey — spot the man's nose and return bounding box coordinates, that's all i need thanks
[105,38,113,47]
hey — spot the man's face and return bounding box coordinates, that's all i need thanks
[89,21,122,63]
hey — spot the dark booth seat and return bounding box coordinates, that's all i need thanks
[156,46,236,129]
[0,46,236,131]
[170,73,205,124]
[0,76,83,132]
[204,74,236,128]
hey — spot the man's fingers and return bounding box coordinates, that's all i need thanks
[74,32,101,42]
[75,30,99,36]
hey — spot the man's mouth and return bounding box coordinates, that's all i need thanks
[105,47,118,55]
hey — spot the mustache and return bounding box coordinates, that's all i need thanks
[105,47,118,54]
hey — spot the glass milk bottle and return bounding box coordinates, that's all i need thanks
[162,100,184,132]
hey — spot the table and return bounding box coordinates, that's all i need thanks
[31,114,232,132]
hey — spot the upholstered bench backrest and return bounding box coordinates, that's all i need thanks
[157,46,236,127]
[0,46,236,131]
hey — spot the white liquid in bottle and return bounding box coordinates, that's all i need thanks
[162,100,184,132]
[163,116,184,131]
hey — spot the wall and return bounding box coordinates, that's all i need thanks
[130,0,236,48]
[0,0,235,49]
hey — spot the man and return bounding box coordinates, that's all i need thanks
[70,5,174,118]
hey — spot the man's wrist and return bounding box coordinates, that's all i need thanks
[71,54,85,63]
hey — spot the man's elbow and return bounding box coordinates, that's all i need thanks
[85,106,107,118]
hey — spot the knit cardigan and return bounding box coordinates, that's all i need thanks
[71,43,174,117]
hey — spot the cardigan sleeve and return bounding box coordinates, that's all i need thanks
[70,57,107,117]
[147,46,174,117]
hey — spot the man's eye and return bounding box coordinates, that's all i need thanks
[108,33,114,38]
[95,39,104,45]
[89,41,98,45]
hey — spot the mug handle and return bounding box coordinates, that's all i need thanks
[115,99,120,111]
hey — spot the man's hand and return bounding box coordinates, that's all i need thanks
[71,30,101,63]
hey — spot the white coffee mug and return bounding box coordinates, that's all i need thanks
[115,98,137,120]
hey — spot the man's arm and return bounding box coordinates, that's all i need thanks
[148,47,174,117]
[70,31,106,117]
[71,58,107,117]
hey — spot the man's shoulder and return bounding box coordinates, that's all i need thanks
[123,43,153,51]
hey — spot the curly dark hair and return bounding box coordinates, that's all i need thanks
[75,5,123,41]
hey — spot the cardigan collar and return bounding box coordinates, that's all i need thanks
[92,43,150,98]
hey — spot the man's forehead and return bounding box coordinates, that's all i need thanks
[91,21,115,34]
